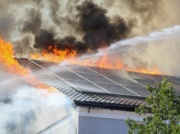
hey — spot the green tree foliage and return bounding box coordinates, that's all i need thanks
[126,78,180,134]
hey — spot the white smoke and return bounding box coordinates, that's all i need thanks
[0,73,76,134]
[68,25,180,76]
[101,25,180,76]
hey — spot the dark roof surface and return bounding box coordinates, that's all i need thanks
[17,58,180,111]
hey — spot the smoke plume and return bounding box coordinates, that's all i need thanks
[22,8,42,35]
[95,25,180,76]
[33,0,132,54]
[0,70,76,133]
[0,0,179,56]
[76,0,132,50]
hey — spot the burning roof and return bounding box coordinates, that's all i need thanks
[0,0,180,133]
[0,0,180,77]
[0,38,75,133]
[0,0,179,115]
[0,38,56,92]
[16,58,180,97]
[30,44,161,75]
[9,58,179,115]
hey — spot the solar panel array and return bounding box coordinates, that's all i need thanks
[17,58,180,97]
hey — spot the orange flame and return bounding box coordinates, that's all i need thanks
[68,54,161,75]
[0,38,56,92]
[31,46,77,63]
[31,45,161,75]
[0,38,29,75]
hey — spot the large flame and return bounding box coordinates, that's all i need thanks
[0,38,56,92]
[0,38,29,75]
[31,46,161,75]
[31,46,77,63]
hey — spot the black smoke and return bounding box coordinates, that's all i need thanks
[77,1,132,50]
[34,30,87,54]
[34,30,54,49]
[34,0,132,54]
[0,0,178,56]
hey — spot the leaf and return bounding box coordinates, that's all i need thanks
[126,78,180,134]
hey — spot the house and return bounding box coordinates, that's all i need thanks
[17,58,180,134]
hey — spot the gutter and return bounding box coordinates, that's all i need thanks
[73,100,139,111]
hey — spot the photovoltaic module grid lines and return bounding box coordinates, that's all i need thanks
[17,59,180,97]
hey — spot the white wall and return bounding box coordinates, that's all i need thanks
[77,107,142,134]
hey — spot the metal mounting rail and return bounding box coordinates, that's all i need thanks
[29,59,79,90]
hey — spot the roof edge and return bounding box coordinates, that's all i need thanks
[73,100,139,111]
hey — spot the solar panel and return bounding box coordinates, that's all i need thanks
[95,83,138,96]
[17,59,180,97]
[64,79,108,93]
